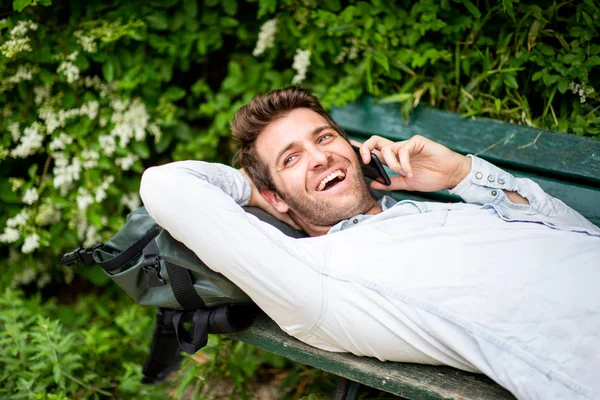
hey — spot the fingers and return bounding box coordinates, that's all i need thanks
[370,176,409,191]
[360,135,393,164]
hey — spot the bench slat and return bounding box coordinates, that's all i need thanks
[333,98,600,186]
[230,314,515,400]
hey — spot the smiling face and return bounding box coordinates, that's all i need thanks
[256,108,377,233]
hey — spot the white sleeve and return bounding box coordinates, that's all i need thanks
[139,160,326,336]
[449,156,600,235]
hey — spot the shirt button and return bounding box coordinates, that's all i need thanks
[491,190,497,196]
[353,219,359,224]
[498,178,505,185]
[487,175,495,182]
[475,172,483,179]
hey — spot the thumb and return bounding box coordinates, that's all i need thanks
[370,176,410,191]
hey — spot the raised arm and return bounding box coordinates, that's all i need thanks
[358,135,600,235]
[139,160,325,335]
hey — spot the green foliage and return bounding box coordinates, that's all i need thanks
[173,335,336,399]
[0,287,169,398]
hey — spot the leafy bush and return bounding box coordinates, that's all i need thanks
[0,287,168,398]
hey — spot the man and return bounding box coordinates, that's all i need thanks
[140,87,600,400]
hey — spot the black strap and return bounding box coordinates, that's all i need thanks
[97,225,162,272]
[172,309,210,354]
[165,261,206,310]
[142,309,184,384]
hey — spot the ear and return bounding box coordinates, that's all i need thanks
[260,189,289,213]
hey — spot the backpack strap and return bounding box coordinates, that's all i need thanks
[142,308,184,384]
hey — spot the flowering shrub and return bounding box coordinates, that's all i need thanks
[1,0,598,291]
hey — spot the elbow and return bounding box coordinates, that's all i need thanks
[139,165,166,207]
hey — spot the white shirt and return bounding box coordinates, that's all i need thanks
[140,156,600,400]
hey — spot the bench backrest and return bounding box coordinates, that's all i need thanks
[331,98,600,227]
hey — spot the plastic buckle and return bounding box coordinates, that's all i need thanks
[143,257,166,288]
[62,247,85,266]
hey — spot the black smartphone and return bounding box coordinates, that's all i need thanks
[352,145,391,186]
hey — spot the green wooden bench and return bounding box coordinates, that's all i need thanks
[229,97,600,399]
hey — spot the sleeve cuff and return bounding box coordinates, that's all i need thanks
[449,155,518,202]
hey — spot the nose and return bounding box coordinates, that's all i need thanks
[307,145,328,170]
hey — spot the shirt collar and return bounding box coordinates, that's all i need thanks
[328,195,397,234]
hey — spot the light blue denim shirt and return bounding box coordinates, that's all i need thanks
[141,155,600,400]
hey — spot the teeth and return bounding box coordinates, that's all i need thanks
[317,170,346,191]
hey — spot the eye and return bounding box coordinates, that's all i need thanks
[283,154,297,166]
[317,133,332,144]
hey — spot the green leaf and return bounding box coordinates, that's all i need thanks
[219,17,238,28]
[586,56,600,66]
[146,12,169,30]
[13,0,32,12]
[460,0,481,18]
[542,74,560,86]
[323,0,341,12]
[164,86,186,101]
[102,61,115,82]
[132,141,150,159]
[557,78,569,94]
[503,74,519,89]
[378,93,412,103]
[222,0,238,15]
[183,0,198,17]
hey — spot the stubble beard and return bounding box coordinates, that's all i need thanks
[277,167,377,228]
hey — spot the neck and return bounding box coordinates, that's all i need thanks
[293,199,382,237]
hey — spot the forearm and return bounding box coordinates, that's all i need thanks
[450,155,599,233]
[141,161,252,206]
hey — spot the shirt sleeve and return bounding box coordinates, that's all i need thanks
[139,160,327,336]
[449,155,600,236]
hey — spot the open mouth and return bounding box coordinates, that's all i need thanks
[316,169,347,191]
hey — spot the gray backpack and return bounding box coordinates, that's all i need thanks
[62,206,306,383]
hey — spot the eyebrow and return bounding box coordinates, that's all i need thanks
[274,125,332,167]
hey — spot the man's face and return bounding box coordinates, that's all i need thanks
[255,108,375,228]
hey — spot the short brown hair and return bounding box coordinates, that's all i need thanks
[231,86,347,192]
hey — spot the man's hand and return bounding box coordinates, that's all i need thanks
[356,135,471,192]
[240,169,302,230]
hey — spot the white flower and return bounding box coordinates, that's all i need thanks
[253,19,278,57]
[147,123,162,144]
[75,31,97,53]
[67,51,79,61]
[57,61,80,84]
[0,37,32,58]
[6,209,30,228]
[2,64,37,88]
[122,192,141,212]
[8,122,20,141]
[34,84,51,105]
[53,154,82,193]
[9,178,24,191]
[10,20,37,37]
[81,149,99,169]
[49,132,73,152]
[35,203,61,226]
[98,134,116,156]
[0,227,20,243]
[115,154,138,171]
[11,122,44,158]
[110,98,150,147]
[76,188,94,210]
[83,225,101,248]
[291,49,311,85]
[22,232,40,254]
[80,100,99,119]
[22,188,39,205]
[94,177,114,203]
